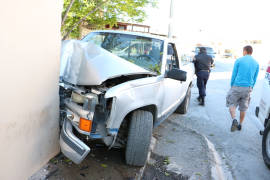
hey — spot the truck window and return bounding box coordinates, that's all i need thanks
[166,43,179,71]
[181,54,193,65]
[82,32,164,75]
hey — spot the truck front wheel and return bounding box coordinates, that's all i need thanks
[125,110,153,166]
[262,120,270,169]
[175,86,191,114]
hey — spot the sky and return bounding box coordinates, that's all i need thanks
[144,0,270,43]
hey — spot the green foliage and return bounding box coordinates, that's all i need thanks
[62,0,157,39]
[164,172,170,176]
[163,156,170,165]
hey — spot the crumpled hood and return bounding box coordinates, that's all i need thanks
[60,40,153,85]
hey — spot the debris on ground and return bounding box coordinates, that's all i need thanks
[142,153,189,180]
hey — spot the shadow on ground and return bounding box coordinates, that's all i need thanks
[33,137,193,180]
[45,143,140,180]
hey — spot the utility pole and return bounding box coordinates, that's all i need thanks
[168,0,174,38]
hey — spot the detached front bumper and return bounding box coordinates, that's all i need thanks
[60,119,90,164]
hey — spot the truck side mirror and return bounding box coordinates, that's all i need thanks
[166,68,187,81]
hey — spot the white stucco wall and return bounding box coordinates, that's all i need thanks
[0,1,62,179]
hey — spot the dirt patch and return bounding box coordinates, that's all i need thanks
[31,143,141,180]
[142,153,189,180]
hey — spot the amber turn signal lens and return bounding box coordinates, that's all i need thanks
[79,118,92,132]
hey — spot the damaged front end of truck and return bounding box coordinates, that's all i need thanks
[59,37,160,164]
[59,82,112,164]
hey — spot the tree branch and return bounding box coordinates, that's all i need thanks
[62,0,108,40]
[62,0,76,27]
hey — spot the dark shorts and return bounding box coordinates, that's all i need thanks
[226,86,252,111]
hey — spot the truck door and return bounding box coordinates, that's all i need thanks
[161,43,184,116]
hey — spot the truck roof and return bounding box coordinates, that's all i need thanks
[90,30,170,41]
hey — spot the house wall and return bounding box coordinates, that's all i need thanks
[0,0,62,179]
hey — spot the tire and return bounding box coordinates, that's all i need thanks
[175,86,191,114]
[255,106,259,117]
[125,110,153,166]
[262,121,270,169]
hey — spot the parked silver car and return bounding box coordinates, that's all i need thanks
[59,30,195,166]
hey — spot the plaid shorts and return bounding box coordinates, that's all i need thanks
[226,86,252,111]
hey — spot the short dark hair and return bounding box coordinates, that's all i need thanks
[243,45,253,54]
[200,47,206,53]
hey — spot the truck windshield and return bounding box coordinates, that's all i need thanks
[82,32,164,74]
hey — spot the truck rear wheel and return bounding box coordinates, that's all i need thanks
[262,120,270,169]
[125,110,153,166]
[175,86,191,114]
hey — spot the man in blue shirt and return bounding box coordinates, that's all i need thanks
[226,45,259,131]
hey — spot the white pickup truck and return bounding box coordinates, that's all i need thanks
[59,30,195,166]
[256,61,270,169]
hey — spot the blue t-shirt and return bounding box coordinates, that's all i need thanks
[231,55,259,87]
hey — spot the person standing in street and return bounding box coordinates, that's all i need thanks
[226,45,259,132]
[193,47,214,106]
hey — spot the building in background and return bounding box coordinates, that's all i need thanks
[80,22,151,39]
[105,22,150,32]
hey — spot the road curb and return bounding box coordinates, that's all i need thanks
[203,136,226,180]
[134,123,230,180]
[135,137,157,180]
[176,125,228,180]
[184,127,227,180]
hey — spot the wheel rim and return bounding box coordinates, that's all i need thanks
[266,130,270,158]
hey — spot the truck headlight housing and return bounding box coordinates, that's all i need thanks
[71,92,99,108]
[71,92,85,104]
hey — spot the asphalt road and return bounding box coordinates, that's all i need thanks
[168,58,269,180]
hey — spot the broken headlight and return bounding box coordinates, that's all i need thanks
[71,92,85,104]
[71,92,99,107]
